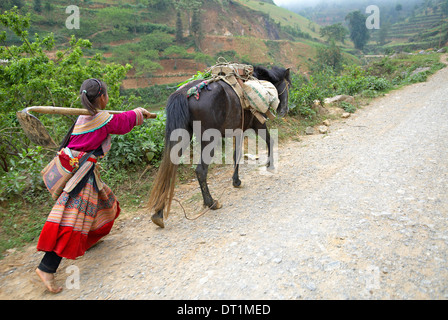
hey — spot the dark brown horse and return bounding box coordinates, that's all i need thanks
[147,66,291,228]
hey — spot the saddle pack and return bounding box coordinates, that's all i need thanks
[189,61,279,124]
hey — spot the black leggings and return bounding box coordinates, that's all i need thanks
[38,251,62,274]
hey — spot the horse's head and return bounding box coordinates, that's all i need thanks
[253,66,291,117]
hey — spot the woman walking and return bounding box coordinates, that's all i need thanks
[35,79,154,293]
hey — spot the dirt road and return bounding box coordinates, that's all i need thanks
[1,56,448,301]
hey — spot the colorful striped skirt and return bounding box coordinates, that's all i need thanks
[37,177,120,260]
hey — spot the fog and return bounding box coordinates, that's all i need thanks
[273,0,364,7]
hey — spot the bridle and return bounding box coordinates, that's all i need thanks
[278,79,290,96]
[277,79,290,111]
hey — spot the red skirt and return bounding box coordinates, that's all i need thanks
[37,179,120,260]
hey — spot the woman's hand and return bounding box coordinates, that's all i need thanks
[136,108,156,119]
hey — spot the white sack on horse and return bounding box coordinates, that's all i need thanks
[242,80,280,114]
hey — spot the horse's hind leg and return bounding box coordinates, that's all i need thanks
[196,161,222,209]
[151,209,165,228]
[196,141,222,209]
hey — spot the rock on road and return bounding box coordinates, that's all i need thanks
[1,56,448,300]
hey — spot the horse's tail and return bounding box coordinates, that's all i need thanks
[147,90,191,218]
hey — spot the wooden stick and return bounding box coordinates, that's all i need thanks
[22,106,157,118]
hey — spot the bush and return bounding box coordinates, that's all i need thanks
[103,112,167,169]
[287,63,394,118]
[332,64,369,95]
[0,8,132,201]
[0,147,46,201]
[340,101,356,113]
[288,74,325,119]
[366,76,392,91]
[121,85,174,107]
[328,65,392,96]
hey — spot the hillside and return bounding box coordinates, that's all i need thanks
[1,0,327,91]
[279,0,448,53]
[125,0,325,88]
[374,3,448,52]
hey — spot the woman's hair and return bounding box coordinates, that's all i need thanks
[79,78,107,115]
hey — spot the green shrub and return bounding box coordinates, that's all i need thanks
[121,85,174,107]
[288,74,325,119]
[340,101,356,113]
[333,65,369,96]
[0,147,46,201]
[366,76,392,91]
[0,8,132,201]
[103,112,167,170]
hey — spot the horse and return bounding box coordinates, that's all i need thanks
[147,65,291,228]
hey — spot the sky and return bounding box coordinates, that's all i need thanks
[273,0,424,7]
[273,0,298,5]
[273,0,368,7]
[273,0,325,6]
[273,0,349,9]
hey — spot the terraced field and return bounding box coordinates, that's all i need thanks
[371,11,448,51]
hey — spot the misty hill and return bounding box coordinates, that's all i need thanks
[278,0,448,52]
[376,0,448,52]
[279,0,424,25]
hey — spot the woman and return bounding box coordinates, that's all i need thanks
[35,78,154,293]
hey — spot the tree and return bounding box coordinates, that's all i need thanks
[442,0,448,16]
[140,31,173,51]
[319,23,348,43]
[163,45,188,69]
[44,1,53,12]
[440,0,448,47]
[175,11,183,43]
[0,8,132,199]
[96,7,136,35]
[315,41,344,73]
[191,7,202,50]
[0,0,24,11]
[345,10,370,51]
[175,0,202,38]
[377,23,390,46]
[33,0,42,13]
[148,0,172,10]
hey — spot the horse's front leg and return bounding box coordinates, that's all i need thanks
[255,123,275,171]
[263,129,275,171]
[232,136,242,188]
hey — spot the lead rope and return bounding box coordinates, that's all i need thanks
[174,186,228,221]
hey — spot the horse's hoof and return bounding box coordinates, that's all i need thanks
[233,179,242,188]
[151,213,165,228]
[211,201,222,210]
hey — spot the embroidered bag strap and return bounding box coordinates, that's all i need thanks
[59,120,76,150]
[63,148,98,194]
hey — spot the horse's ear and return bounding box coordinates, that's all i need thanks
[284,68,291,80]
[254,66,269,79]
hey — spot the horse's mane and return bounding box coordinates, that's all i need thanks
[253,65,291,84]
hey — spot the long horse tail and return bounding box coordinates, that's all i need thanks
[147,90,191,218]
